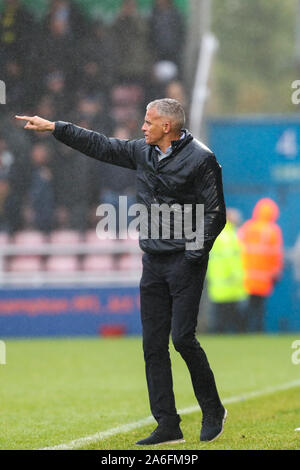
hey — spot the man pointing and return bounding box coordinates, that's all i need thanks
[16,98,227,445]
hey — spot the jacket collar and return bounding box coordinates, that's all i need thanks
[171,129,193,150]
[150,129,193,153]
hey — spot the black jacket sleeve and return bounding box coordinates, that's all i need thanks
[184,153,226,263]
[53,121,138,170]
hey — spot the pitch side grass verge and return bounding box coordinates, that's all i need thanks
[0,334,299,450]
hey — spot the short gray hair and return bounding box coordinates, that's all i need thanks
[147,98,185,132]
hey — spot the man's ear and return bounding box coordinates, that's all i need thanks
[164,121,171,133]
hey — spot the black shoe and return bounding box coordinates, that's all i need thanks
[200,406,227,442]
[136,425,185,446]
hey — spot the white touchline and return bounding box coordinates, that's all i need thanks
[39,379,300,450]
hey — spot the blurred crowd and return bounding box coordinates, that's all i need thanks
[0,0,187,233]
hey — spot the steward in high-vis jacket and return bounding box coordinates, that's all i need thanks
[15,98,227,445]
[207,209,248,333]
[238,198,283,298]
[238,198,283,332]
[207,220,246,302]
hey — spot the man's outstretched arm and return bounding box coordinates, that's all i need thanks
[15,115,138,170]
[15,115,55,132]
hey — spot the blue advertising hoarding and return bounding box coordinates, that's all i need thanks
[207,115,300,187]
[0,286,141,337]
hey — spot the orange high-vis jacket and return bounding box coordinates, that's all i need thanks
[238,198,283,297]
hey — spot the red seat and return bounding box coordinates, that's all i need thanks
[9,256,43,272]
[45,255,80,272]
[13,230,46,246]
[49,230,82,245]
[82,255,115,272]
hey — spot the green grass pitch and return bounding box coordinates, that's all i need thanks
[0,334,299,450]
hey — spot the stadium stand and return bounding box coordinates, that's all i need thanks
[0,0,186,286]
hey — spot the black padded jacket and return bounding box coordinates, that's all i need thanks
[53,121,226,263]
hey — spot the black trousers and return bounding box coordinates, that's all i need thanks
[140,251,223,427]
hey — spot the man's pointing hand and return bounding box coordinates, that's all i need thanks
[15,115,55,132]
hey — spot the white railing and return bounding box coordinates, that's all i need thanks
[0,240,142,287]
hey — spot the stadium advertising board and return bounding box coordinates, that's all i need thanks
[0,286,141,337]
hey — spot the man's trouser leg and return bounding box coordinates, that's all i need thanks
[140,253,180,427]
[140,252,223,424]
[167,252,223,414]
